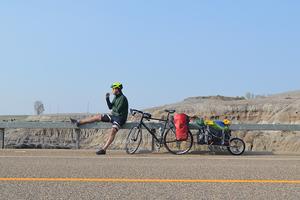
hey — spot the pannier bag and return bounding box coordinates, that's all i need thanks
[174,113,189,141]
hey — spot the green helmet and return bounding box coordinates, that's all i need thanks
[111,82,123,90]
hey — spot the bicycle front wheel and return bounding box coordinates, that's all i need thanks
[164,128,193,155]
[125,126,142,154]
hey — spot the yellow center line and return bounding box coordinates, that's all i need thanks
[0,178,300,184]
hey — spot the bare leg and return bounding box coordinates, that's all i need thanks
[78,114,102,125]
[102,128,118,150]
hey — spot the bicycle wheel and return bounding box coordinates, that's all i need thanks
[125,126,142,154]
[164,128,193,155]
[227,138,245,155]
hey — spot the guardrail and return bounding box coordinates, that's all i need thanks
[0,121,162,149]
[1,122,300,149]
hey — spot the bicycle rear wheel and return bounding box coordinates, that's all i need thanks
[125,126,142,154]
[164,128,193,155]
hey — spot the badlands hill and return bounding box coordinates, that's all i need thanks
[146,91,300,124]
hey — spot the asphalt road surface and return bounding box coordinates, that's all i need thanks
[0,150,299,200]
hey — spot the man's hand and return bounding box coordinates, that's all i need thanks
[106,93,110,98]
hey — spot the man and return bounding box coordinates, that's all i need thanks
[70,82,128,155]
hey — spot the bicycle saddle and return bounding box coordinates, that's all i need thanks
[164,109,175,114]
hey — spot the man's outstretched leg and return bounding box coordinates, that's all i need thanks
[70,115,102,126]
[96,127,118,155]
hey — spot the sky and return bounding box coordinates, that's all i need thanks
[0,0,299,115]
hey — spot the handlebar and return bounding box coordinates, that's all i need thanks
[130,109,142,115]
[130,109,152,119]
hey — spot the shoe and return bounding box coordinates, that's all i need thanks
[70,118,79,126]
[96,149,106,155]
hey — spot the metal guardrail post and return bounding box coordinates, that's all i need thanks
[75,129,80,149]
[0,128,4,149]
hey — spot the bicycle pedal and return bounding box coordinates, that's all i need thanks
[154,146,161,152]
[154,143,161,151]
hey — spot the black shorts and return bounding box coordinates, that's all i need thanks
[101,114,126,130]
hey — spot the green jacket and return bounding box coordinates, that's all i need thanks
[106,93,128,120]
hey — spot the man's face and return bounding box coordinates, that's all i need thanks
[112,88,120,95]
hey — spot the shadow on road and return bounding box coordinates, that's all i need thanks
[131,149,274,156]
[189,150,273,156]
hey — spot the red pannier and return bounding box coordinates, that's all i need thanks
[174,113,189,141]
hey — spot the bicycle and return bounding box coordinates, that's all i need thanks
[125,109,193,155]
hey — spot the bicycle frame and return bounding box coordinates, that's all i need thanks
[137,113,173,144]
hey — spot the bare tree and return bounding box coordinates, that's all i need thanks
[245,92,255,99]
[34,101,45,115]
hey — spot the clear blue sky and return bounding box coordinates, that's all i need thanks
[0,0,299,115]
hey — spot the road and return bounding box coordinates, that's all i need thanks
[0,149,299,200]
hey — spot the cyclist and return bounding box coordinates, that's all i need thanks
[70,82,129,155]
